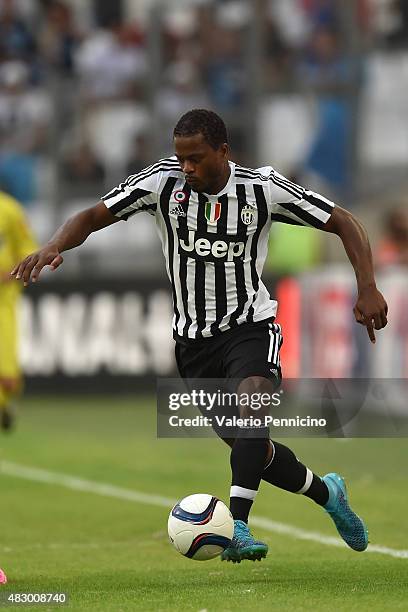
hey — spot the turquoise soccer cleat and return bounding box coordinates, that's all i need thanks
[323,472,368,552]
[221,520,268,563]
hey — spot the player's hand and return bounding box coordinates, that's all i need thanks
[353,286,388,344]
[10,243,63,286]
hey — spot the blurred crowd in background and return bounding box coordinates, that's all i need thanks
[0,0,407,275]
[0,0,406,384]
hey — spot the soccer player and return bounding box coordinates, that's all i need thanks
[0,567,7,584]
[11,110,388,562]
[0,190,38,431]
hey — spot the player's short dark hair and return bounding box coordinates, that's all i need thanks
[173,109,228,150]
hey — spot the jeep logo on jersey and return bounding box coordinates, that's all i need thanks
[178,230,244,262]
[205,201,221,224]
[241,204,255,226]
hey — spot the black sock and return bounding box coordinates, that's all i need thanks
[303,474,329,506]
[230,436,269,523]
[263,440,329,506]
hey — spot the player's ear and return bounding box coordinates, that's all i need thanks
[220,143,229,159]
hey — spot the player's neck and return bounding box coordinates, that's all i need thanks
[205,162,231,195]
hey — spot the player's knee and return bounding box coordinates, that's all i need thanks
[237,375,273,420]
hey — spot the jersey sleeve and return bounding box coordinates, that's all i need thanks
[101,165,160,220]
[266,168,335,228]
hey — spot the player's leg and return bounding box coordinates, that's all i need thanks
[220,320,368,557]
[218,433,329,514]
[224,322,281,522]
[223,322,322,507]
[219,321,283,562]
[175,334,269,562]
[221,374,273,562]
[253,326,367,550]
[262,440,329,504]
[263,445,368,550]
[0,380,20,431]
[0,293,22,431]
[229,375,272,523]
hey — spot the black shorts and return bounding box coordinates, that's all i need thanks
[175,319,283,439]
[175,318,283,385]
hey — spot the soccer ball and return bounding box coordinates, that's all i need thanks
[168,494,234,561]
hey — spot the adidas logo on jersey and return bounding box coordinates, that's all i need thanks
[170,204,186,217]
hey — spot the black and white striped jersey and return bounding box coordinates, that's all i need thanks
[102,156,335,343]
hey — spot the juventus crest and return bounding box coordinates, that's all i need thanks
[241,204,256,226]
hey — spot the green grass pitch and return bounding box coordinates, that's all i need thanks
[1,396,407,611]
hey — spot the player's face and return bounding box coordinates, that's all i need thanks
[174,133,229,194]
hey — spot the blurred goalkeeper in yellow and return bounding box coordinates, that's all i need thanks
[0,191,37,431]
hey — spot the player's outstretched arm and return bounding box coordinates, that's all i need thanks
[323,205,388,344]
[10,201,118,286]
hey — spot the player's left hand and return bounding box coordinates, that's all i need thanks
[353,286,388,344]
